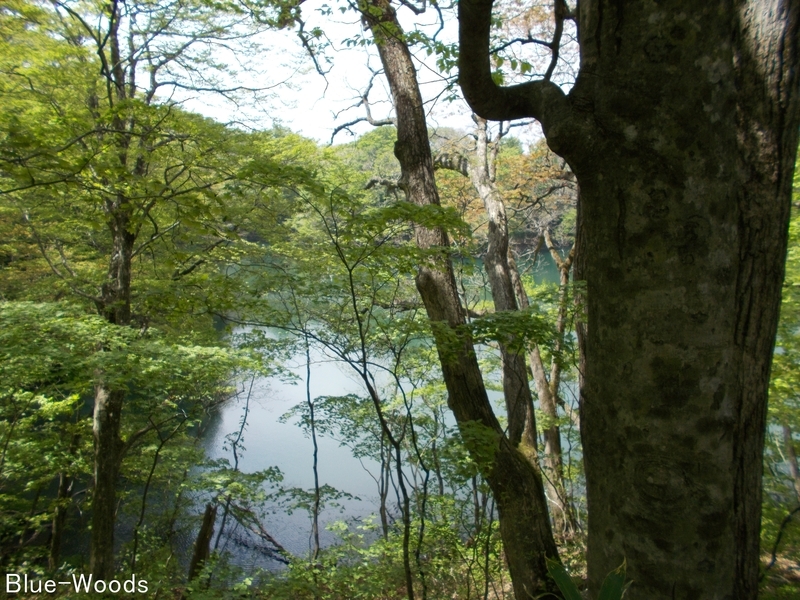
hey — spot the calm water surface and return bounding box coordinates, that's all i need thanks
[200,251,564,568]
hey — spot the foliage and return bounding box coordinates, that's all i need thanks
[545,558,628,600]
[761,156,800,595]
[253,514,507,600]
[0,301,253,568]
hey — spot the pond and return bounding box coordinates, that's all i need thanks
[199,250,566,570]
[201,347,384,568]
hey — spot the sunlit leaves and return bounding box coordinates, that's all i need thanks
[763,154,800,573]
[0,301,255,565]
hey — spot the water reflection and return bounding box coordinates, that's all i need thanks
[200,250,564,569]
[202,348,382,568]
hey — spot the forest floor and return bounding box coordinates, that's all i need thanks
[760,554,800,599]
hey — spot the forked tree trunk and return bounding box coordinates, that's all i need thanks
[435,119,539,454]
[510,248,578,538]
[86,2,139,573]
[459,0,800,597]
[469,120,539,453]
[437,122,579,532]
[361,1,561,596]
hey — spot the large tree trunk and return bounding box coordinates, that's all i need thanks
[89,386,125,579]
[87,0,137,570]
[361,1,560,596]
[459,0,800,597]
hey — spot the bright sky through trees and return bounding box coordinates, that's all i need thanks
[176,0,541,145]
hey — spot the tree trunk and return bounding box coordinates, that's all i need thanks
[90,198,135,578]
[543,232,579,537]
[361,1,560,596]
[89,385,125,579]
[48,472,71,571]
[783,423,800,503]
[459,0,800,597]
[188,503,217,582]
[456,121,579,544]
[509,252,577,538]
[49,431,79,572]
[470,119,539,453]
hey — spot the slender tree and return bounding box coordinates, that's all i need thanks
[436,119,580,536]
[359,1,561,596]
[435,117,539,457]
[0,0,291,576]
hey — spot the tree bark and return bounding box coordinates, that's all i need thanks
[459,0,800,598]
[361,2,560,596]
[89,385,125,579]
[436,119,540,453]
[188,503,217,582]
[89,201,134,578]
[87,0,138,576]
[510,246,578,538]
[469,118,539,452]
[437,124,579,532]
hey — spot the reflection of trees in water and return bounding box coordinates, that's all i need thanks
[226,503,291,566]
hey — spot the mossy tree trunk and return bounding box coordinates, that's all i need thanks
[459,0,800,597]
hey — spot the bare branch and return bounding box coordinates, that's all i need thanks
[396,0,427,15]
[365,177,401,191]
[330,69,395,143]
[544,0,568,81]
[762,505,800,576]
[131,221,180,258]
[543,228,574,271]
[296,16,331,82]
[490,35,552,56]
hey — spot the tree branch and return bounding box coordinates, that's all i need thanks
[543,228,573,271]
[433,152,470,177]
[330,69,396,143]
[762,504,800,577]
[458,0,590,158]
[365,177,401,191]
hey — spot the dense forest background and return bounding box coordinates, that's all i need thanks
[1,0,799,598]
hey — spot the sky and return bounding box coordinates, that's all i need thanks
[177,0,543,148]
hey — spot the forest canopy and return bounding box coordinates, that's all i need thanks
[1,0,799,599]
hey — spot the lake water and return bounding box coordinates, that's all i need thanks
[200,251,565,569]
[201,347,385,567]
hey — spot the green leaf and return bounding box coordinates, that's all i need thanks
[545,557,583,600]
[598,559,628,600]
